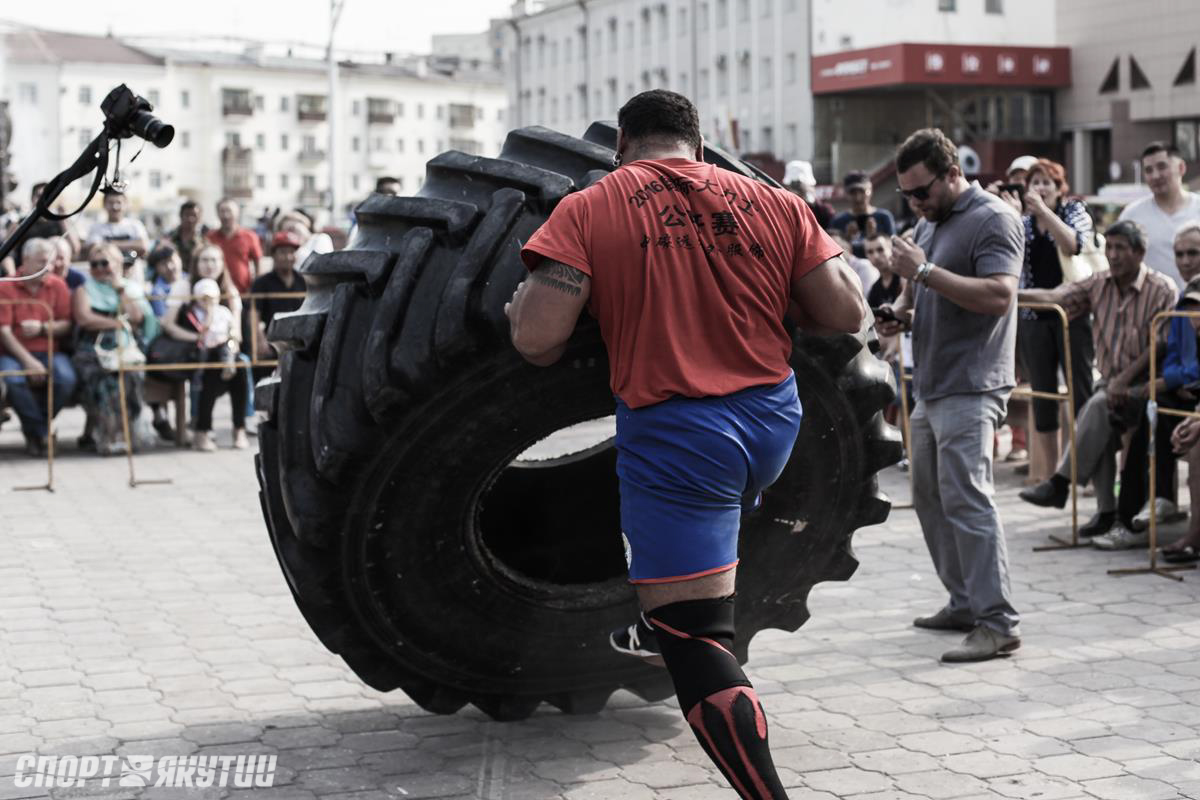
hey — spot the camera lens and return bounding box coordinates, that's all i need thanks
[130,110,175,148]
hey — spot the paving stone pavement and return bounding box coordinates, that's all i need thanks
[2,408,1200,799]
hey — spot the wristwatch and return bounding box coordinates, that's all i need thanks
[914,262,935,284]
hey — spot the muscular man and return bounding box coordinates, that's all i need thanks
[509,89,864,798]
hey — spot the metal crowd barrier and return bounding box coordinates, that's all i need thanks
[0,297,57,492]
[1009,302,1081,551]
[113,289,305,487]
[1108,309,1200,582]
[886,302,1079,546]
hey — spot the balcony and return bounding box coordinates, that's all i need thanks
[298,188,327,207]
[221,146,253,199]
[222,89,253,117]
[448,103,476,130]
[298,148,326,164]
[367,98,395,125]
[297,94,327,122]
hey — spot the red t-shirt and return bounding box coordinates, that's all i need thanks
[0,274,72,356]
[520,158,841,408]
[207,228,262,294]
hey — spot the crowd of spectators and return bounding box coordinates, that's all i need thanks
[0,192,316,456]
[791,138,1200,571]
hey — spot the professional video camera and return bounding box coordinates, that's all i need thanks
[0,84,173,265]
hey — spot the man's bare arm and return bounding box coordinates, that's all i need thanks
[506,260,592,366]
[790,255,868,335]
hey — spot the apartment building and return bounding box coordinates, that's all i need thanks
[2,28,507,226]
[504,0,815,168]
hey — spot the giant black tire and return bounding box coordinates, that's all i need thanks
[254,122,903,721]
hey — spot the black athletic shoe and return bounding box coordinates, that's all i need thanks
[153,419,175,442]
[609,613,664,666]
[1079,511,1116,538]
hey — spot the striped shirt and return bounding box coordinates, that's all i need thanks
[1059,265,1178,381]
[1019,199,1093,321]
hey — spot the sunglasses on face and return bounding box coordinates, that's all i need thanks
[1176,249,1200,259]
[89,260,112,269]
[897,173,944,201]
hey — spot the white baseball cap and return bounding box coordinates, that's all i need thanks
[1006,155,1038,177]
[783,160,816,186]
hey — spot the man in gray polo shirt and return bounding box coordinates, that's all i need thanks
[876,128,1024,663]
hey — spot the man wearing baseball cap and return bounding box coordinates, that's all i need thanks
[831,170,896,257]
[249,231,307,377]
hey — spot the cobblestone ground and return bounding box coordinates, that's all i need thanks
[2,408,1200,799]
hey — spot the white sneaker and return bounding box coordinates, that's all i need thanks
[1131,498,1183,531]
[1093,522,1149,551]
[192,431,217,453]
[232,429,249,450]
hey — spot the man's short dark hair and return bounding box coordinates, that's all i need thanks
[1142,141,1182,161]
[896,128,959,176]
[375,176,399,190]
[864,230,890,244]
[180,200,199,215]
[1105,219,1147,253]
[617,90,701,151]
[101,186,125,198]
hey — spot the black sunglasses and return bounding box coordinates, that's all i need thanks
[1176,249,1200,259]
[89,260,112,269]
[897,173,945,201]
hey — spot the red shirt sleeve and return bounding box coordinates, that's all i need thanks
[0,285,13,328]
[520,192,593,277]
[248,231,263,261]
[789,193,843,282]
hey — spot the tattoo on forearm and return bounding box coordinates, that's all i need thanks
[532,262,586,296]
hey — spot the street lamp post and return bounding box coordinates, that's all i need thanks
[328,0,346,227]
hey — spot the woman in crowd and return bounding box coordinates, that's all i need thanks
[1002,159,1096,482]
[160,277,248,451]
[146,243,190,319]
[70,242,160,454]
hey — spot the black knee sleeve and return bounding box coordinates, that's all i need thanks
[648,597,788,800]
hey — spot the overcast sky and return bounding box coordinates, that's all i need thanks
[1,0,515,54]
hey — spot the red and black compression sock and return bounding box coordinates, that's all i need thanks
[647,596,789,800]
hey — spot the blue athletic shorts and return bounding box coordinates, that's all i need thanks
[615,374,803,583]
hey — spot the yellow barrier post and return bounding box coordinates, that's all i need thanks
[1012,302,1083,550]
[0,297,56,492]
[1109,309,1200,581]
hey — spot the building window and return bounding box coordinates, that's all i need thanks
[761,0,772,17]
[738,55,751,92]
[786,52,797,84]
[352,99,361,115]
[18,83,37,104]
[397,138,405,152]
[938,0,955,10]
[1099,58,1120,93]
[437,105,445,120]
[698,2,709,31]
[679,6,688,36]
[253,94,263,111]
[608,18,618,52]
[281,174,289,189]
[1130,56,1152,90]
[256,133,265,150]
[79,86,91,104]
[78,129,92,148]
[761,127,773,152]
[626,20,634,48]
[352,136,361,152]
[148,89,160,107]
[303,135,317,151]
[785,123,797,155]
[180,131,190,148]
[352,174,360,191]
[717,0,727,25]
[281,96,290,112]
[762,57,773,88]
[418,139,425,154]
[642,15,651,46]
[1175,120,1200,162]
[1175,48,1197,86]
[985,0,1003,12]
[564,37,572,64]
[417,103,424,119]
[737,0,749,22]
[255,174,265,189]
[302,175,317,191]
[679,73,689,94]
[181,90,190,109]
[699,68,710,98]
[150,170,162,189]
[281,133,289,150]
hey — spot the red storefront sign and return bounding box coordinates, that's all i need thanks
[812,43,1071,94]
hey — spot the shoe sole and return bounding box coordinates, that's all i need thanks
[1093,539,1148,551]
[1131,511,1187,532]
[941,640,1021,663]
[913,620,975,633]
[608,633,665,668]
[1018,494,1067,509]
